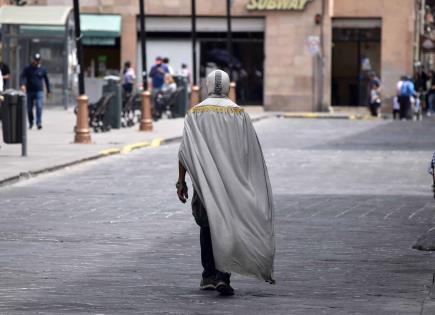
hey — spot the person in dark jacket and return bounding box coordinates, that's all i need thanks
[20,53,50,129]
[0,61,10,88]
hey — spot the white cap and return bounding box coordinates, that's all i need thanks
[206,70,230,97]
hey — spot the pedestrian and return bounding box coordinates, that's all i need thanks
[179,63,191,93]
[179,63,190,83]
[176,70,275,296]
[155,73,177,119]
[368,71,381,90]
[0,60,10,89]
[398,76,416,120]
[149,57,169,107]
[20,53,50,130]
[163,57,174,74]
[369,80,382,117]
[392,95,400,120]
[150,57,169,90]
[122,61,136,95]
[427,70,435,116]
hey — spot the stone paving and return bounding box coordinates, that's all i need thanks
[0,117,435,314]
[0,107,271,184]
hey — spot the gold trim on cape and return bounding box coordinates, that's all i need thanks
[190,105,244,114]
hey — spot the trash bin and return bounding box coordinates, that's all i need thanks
[173,75,189,117]
[1,90,25,144]
[102,79,122,129]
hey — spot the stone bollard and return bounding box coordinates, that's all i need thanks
[190,85,200,109]
[229,82,236,103]
[139,90,153,131]
[74,95,91,144]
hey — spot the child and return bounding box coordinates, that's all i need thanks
[393,96,400,120]
[369,81,382,117]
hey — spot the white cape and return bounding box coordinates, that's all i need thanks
[179,97,275,283]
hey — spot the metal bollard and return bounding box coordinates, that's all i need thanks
[229,82,236,103]
[21,94,27,157]
[190,85,200,109]
[140,90,153,131]
[74,95,91,144]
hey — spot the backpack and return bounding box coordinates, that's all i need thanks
[400,81,411,97]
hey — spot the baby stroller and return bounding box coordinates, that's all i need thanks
[74,93,114,132]
[154,87,183,120]
[121,91,138,127]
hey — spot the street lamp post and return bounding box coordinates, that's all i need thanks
[190,0,200,108]
[139,0,153,131]
[73,0,91,143]
[226,0,237,103]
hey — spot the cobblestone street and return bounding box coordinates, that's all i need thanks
[1,117,435,314]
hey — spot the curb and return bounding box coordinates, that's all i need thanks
[0,115,271,188]
[0,153,105,188]
[281,112,380,120]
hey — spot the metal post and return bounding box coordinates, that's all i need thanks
[139,0,148,90]
[21,93,27,157]
[226,0,233,73]
[139,0,152,131]
[140,90,153,131]
[191,0,197,86]
[63,24,69,110]
[226,0,237,102]
[74,95,91,143]
[73,0,84,96]
[190,0,199,107]
[73,0,91,143]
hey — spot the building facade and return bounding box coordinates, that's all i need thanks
[37,0,416,111]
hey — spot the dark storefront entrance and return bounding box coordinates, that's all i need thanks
[200,33,264,105]
[331,20,381,106]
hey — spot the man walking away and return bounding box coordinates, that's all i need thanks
[20,53,50,130]
[163,57,174,74]
[398,76,415,120]
[149,57,169,110]
[177,70,275,296]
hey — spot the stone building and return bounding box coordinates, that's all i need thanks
[15,0,419,111]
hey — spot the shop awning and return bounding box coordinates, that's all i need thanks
[6,12,122,44]
[80,14,121,38]
[0,5,72,26]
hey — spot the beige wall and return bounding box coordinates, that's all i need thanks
[332,0,416,101]
[39,0,415,111]
[263,3,322,111]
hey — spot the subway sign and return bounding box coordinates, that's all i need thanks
[246,0,313,10]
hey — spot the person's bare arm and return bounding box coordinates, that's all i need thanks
[177,161,188,203]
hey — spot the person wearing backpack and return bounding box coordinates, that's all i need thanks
[398,76,415,120]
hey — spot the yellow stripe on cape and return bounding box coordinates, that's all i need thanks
[190,105,245,114]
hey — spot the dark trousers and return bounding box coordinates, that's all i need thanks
[369,102,380,117]
[193,191,231,283]
[393,109,400,120]
[200,226,231,283]
[27,91,44,126]
[398,95,411,120]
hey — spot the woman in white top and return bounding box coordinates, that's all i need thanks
[155,74,177,119]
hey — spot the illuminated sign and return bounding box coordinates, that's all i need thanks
[246,0,313,11]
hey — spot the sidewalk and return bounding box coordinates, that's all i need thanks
[0,107,271,185]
